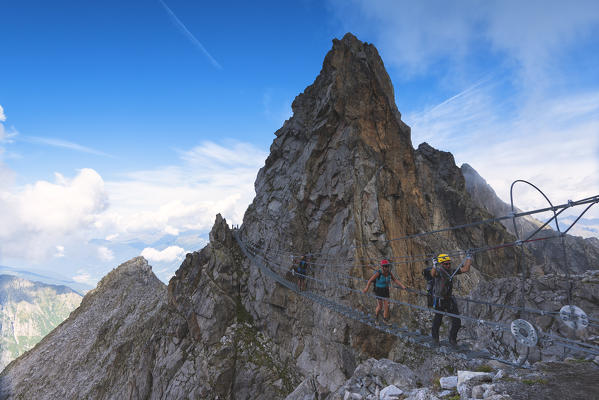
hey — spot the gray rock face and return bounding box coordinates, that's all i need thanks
[465,271,599,363]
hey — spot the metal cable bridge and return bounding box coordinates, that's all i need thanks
[234,230,526,367]
[232,188,599,367]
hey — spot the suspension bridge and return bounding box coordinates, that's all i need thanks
[233,183,599,367]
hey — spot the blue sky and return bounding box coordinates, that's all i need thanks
[1,0,598,287]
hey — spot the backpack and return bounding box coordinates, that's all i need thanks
[432,268,454,307]
[422,267,434,307]
[375,270,391,288]
[297,260,307,274]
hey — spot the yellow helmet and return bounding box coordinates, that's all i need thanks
[437,254,451,263]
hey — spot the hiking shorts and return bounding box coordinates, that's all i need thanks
[374,286,390,299]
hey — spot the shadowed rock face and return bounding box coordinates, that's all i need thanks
[1,33,596,400]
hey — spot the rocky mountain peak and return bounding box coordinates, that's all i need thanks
[281,32,410,146]
[208,213,235,249]
[95,256,151,287]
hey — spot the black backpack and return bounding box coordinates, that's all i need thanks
[422,267,434,307]
[432,269,454,307]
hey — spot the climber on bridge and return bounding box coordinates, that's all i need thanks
[430,253,472,347]
[294,255,310,291]
[362,259,407,324]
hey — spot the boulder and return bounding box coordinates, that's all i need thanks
[457,371,493,398]
[439,375,457,389]
[404,388,441,400]
[379,385,403,399]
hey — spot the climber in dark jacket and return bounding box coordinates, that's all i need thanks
[363,259,407,324]
[294,255,309,291]
[430,253,471,346]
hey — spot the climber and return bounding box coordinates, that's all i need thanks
[294,255,309,291]
[362,259,407,324]
[430,253,472,347]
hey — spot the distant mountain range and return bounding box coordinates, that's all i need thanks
[0,266,93,295]
[0,274,82,371]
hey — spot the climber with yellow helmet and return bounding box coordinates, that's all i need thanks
[430,252,472,346]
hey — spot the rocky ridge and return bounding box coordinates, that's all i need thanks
[0,33,597,399]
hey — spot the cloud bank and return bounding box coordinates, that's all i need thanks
[0,168,108,261]
[0,139,266,284]
[141,246,186,263]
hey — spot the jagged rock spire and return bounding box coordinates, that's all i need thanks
[244,32,422,270]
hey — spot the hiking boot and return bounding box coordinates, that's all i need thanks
[431,337,440,346]
[383,317,391,325]
[449,338,458,347]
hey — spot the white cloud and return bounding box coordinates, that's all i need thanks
[97,140,267,243]
[0,168,108,261]
[328,0,599,82]
[0,105,18,149]
[97,246,114,261]
[55,246,65,258]
[105,233,119,241]
[141,245,186,263]
[24,136,111,157]
[0,108,18,145]
[0,138,264,284]
[72,270,94,285]
[406,82,599,228]
[176,233,207,249]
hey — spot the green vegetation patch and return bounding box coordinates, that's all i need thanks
[233,322,299,396]
[566,358,591,363]
[522,378,548,385]
[475,364,494,373]
[235,295,254,324]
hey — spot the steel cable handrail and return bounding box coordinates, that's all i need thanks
[241,237,599,356]
[251,194,599,259]
[245,240,572,320]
